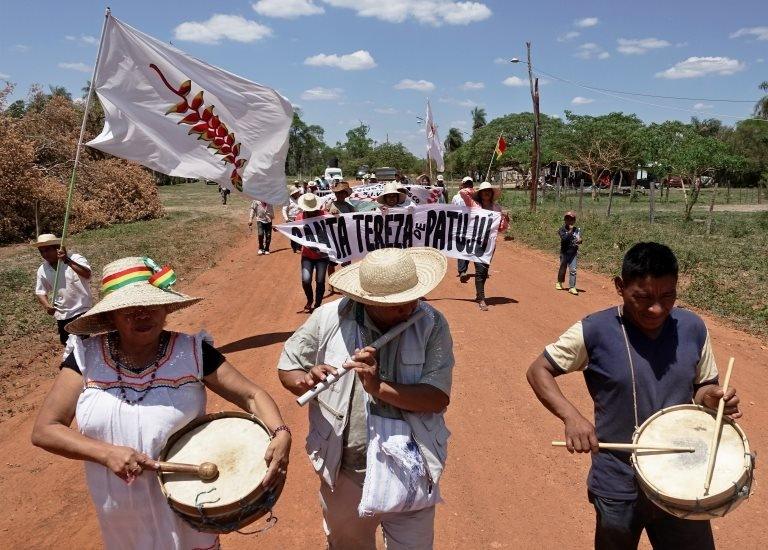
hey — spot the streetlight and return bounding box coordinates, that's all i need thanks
[509,45,540,212]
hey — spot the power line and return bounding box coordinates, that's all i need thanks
[530,65,767,122]
[531,65,759,103]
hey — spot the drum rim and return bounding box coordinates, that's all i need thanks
[631,403,752,513]
[157,411,274,518]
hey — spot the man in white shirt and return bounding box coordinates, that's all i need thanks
[33,234,93,344]
[282,188,303,253]
[248,200,275,255]
[451,176,474,205]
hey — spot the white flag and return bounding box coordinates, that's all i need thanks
[425,100,445,172]
[87,15,293,205]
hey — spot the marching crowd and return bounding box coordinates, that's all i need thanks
[25,175,742,550]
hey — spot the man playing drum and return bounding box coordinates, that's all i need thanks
[526,242,741,549]
[278,247,454,549]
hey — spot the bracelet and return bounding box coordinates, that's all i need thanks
[273,424,291,437]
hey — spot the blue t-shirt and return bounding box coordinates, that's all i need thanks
[544,306,718,500]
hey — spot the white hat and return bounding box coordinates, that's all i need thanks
[31,233,61,248]
[461,176,474,184]
[473,181,501,201]
[436,175,444,182]
[376,181,407,205]
[66,257,201,335]
[329,248,446,306]
[297,193,322,211]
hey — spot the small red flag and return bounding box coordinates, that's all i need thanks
[495,136,507,159]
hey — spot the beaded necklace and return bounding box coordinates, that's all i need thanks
[106,331,170,405]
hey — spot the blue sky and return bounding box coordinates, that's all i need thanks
[1,0,766,155]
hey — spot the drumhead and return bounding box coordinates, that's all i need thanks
[632,404,751,508]
[161,414,272,509]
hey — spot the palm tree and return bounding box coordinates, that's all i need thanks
[754,81,768,119]
[444,128,465,152]
[471,107,487,133]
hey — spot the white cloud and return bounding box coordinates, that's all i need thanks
[493,57,508,64]
[571,96,594,105]
[656,56,746,79]
[11,44,29,53]
[757,58,765,63]
[304,50,376,70]
[502,76,527,87]
[575,43,610,60]
[65,34,98,46]
[73,97,86,105]
[301,87,343,100]
[174,14,272,45]
[394,79,435,92]
[439,96,478,107]
[574,17,598,28]
[460,81,484,90]
[693,102,714,110]
[617,37,671,55]
[0,72,10,79]
[450,120,468,128]
[253,0,324,18]
[374,107,398,114]
[730,27,768,41]
[58,62,93,73]
[322,0,491,26]
[557,31,580,42]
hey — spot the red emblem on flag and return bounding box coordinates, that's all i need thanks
[150,64,247,190]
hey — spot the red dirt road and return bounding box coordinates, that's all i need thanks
[1,233,766,549]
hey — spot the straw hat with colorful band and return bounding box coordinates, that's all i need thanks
[66,256,200,336]
[329,247,446,306]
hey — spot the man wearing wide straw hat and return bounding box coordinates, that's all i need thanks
[278,248,454,549]
[32,233,93,345]
[32,256,291,549]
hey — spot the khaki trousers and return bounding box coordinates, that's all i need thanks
[319,471,435,550]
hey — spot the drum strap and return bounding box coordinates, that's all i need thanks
[617,306,640,430]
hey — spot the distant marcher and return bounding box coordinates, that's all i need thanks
[283,188,303,254]
[301,180,309,194]
[295,193,329,313]
[218,185,231,205]
[327,181,357,286]
[435,174,448,203]
[458,182,509,311]
[556,211,582,296]
[248,200,275,255]
[452,176,473,206]
[453,177,475,280]
[377,181,413,210]
[33,234,93,345]
[418,174,431,185]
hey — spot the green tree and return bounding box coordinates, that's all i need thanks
[5,99,26,118]
[344,123,374,159]
[444,127,464,152]
[286,110,328,178]
[553,112,645,202]
[471,107,487,133]
[369,142,422,173]
[754,81,768,119]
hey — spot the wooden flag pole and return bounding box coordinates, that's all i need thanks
[51,8,111,307]
[485,134,501,182]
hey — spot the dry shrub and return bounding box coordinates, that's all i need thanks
[0,96,163,244]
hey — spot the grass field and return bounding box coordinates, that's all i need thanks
[499,188,768,339]
[0,183,248,350]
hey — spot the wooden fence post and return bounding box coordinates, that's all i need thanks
[578,178,584,216]
[706,180,720,235]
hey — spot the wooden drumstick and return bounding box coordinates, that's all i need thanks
[157,461,219,481]
[703,357,735,495]
[551,441,695,452]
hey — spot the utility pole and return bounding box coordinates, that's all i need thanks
[525,43,540,212]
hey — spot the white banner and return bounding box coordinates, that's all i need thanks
[349,183,443,205]
[87,15,293,205]
[275,204,500,264]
